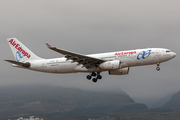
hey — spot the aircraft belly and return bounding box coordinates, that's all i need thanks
[40,62,76,73]
[54,63,77,73]
[58,63,76,73]
[74,65,90,72]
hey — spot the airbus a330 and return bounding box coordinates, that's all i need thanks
[5,38,176,83]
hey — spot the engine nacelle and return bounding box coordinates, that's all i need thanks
[99,60,120,70]
[109,67,129,75]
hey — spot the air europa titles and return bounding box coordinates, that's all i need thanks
[9,39,31,59]
[115,51,136,56]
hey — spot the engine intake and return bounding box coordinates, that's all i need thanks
[109,67,129,75]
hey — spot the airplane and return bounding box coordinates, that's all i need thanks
[5,38,176,83]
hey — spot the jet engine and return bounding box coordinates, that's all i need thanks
[109,67,129,75]
[99,60,120,70]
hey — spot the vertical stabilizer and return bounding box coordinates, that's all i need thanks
[7,38,42,62]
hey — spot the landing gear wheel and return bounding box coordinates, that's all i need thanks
[92,78,97,83]
[91,72,96,76]
[97,75,102,80]
[156,67,160,71]
[86,75,92,80]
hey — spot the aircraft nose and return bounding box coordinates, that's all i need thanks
[172,52,176,58]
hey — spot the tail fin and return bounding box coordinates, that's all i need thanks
[7,38,42,62]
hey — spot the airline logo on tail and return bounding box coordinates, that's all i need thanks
[9,39,31,61]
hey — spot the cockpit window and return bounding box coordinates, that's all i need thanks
[166,50,171,53]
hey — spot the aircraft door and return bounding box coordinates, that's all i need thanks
[156,49,161,61]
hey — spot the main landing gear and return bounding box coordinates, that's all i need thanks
[86,72,102,83]
[156,63,160,71]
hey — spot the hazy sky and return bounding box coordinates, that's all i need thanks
[1,0,180,104]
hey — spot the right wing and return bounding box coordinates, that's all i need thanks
[46,43,105,68]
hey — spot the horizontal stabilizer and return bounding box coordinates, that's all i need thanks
[5,60,30,68]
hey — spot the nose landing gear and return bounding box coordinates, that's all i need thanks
[156,63,160,71]
[86,72,102,83]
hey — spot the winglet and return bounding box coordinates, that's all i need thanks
[46,43,52,48]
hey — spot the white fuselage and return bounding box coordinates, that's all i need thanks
[21,48,176,74]
[7,38,176,82]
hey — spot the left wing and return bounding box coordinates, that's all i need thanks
[46,43,105,68]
